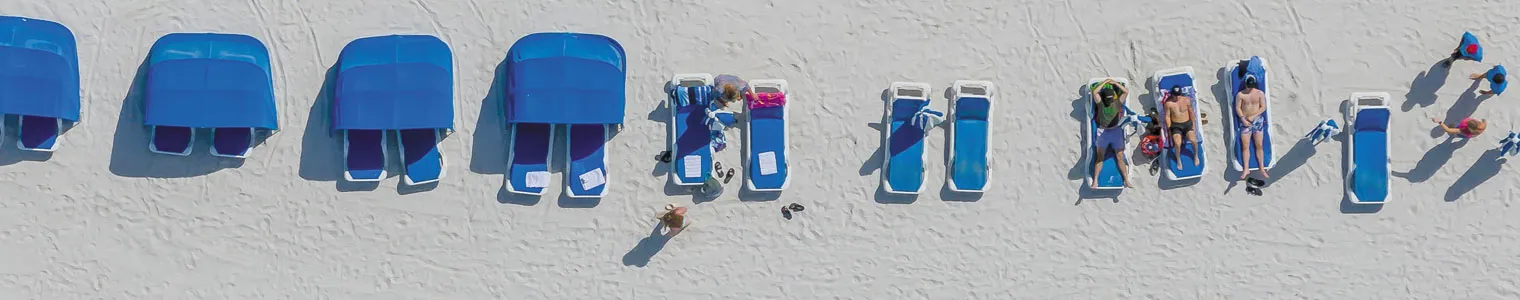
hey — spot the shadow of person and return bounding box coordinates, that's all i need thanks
[108,57,228,178]
[469,60,508,176]
[1434,79,1489,138]
[1393,137,1467,183]
[1264,138,1318,185]
[1445,148,1505,201]
[621,223,673,267]
[1403,60,1452,111]
[1068,84,1092,181]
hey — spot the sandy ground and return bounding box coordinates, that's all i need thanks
[4,0,1520,298]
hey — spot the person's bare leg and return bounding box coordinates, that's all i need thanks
[1092,147,1107,189]
[1116,148,1132,187]
[1253,132,1268,179]
[1171,132,1183,165]
[1187,130,1200,165]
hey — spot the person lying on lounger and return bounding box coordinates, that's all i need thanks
[1235,75,1268,179]
[1091,80,1132,188]
[1163,86,1201,166]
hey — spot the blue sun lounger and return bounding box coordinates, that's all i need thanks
[1227,56,1274,173]
[1346,92,1391,204]
[1153,67,1208,181]
[146,33,277,157]
[883,82,934,194]
[336,35,454,184]
[1085,78,1130,190]
[0,17,80,152]
[506,33,626,198]
[669,73,714,186]
[745,79,791,192]
[947,80,994,192]
[506,123,553,195]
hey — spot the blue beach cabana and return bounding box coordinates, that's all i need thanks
[145,33,276,158]
[334,35,453,184]
[0,16,80,152]
[505,32,625,198]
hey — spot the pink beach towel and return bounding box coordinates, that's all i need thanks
[748,92,786,110]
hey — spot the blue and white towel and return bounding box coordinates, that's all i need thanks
[706,110,737,152]
[910,105,945,129]
[1306,118,1341,144]
[1500,132,1520,156]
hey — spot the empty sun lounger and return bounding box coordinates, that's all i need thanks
[745,79,791,192]
[210,127,254,158]
[1085,78,1131,190]
[506,123,554,195]
[18,116,62,151]
[0,17,81,152]
[1346,92,1391,204]
[1153,67,1208,181]
[399,128,445,185]
[344,129,387,181]
[669,73,714,186]
[883,82,935,194]
[947,80,994,192]
[150,126,194,156]
[1227,56,1274,172]
[566,124,610,198]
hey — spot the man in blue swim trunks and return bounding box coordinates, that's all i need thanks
[1470,64,1507,96]
[1091,80,1132,188]
[1442,31,1483,67]
[1235,75,1268,180]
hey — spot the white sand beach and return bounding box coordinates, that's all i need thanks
[6,0,1520,298]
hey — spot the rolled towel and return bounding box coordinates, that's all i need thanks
[1501,132,1520,156]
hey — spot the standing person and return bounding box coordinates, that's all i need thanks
[1470,65,1507,96]
[1432,117,1487,139]
[1163,86,1200,166]
[1235,75,1268,180]
[714,74,748,108]
[1090,79,1132,188]
[658,204,689,236]
[1442,31,1484,67]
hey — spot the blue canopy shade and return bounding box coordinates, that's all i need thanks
[0,16,80,121]
[506,32,626,124]
[145,33,277,129]
[334,35,454,131]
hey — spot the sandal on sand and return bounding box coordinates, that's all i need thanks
[723,169,735,184]
[788,203,804,212]
[656,151,672,163]
[782,207,793,220]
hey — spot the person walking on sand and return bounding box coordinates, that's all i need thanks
[1433,117,1487,139]
[1442,31,1483,67]
[658,204,689,236]
[1163,86,1201,166]
[1470,65,1507,96]
[1235,75,1268,180]
[1090,79,1133,188]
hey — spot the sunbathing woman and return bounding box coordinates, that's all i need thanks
[1163,86,1200,166]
